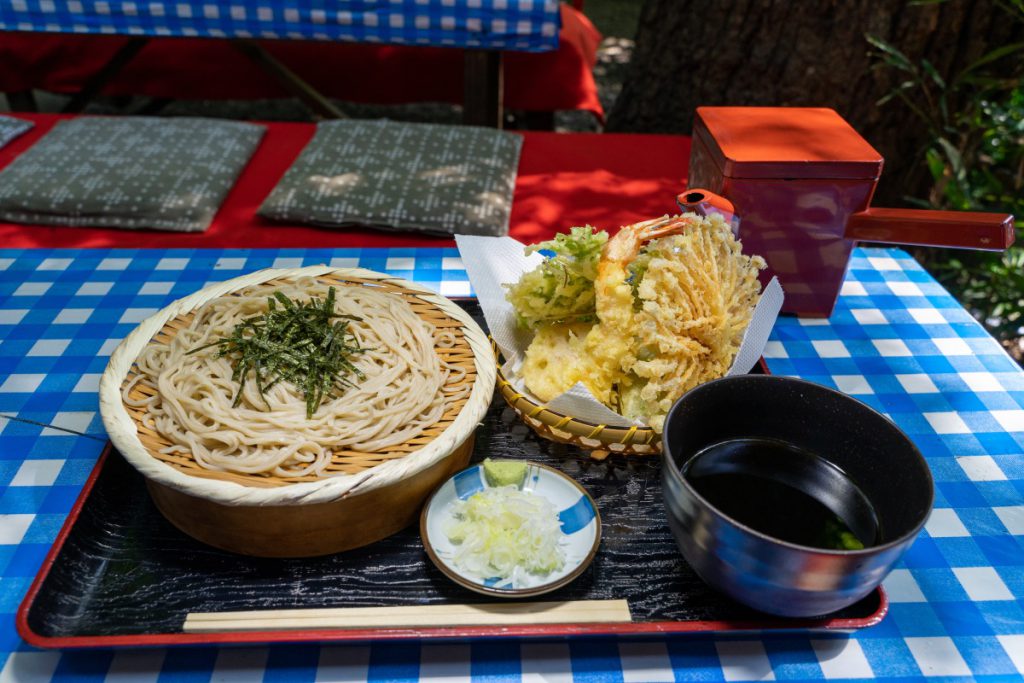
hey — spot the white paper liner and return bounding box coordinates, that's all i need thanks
[456,234,784,428]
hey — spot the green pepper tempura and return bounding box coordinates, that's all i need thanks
[505,226,608,328]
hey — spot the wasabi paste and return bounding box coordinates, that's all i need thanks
[482,458,527,488]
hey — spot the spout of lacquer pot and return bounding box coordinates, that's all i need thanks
[677,189,739,234]
[844,208,1015,251]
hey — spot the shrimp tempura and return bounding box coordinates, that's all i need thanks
[623,215,765,430]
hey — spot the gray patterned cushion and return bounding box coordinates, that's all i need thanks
[0,115,33,149]
[0,117,265,232]
[258,120,522,237]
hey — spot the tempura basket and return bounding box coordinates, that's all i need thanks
[100,266,496,558]
[493,341,660,460]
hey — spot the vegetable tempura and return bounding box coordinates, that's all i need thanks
[508,213,766,431]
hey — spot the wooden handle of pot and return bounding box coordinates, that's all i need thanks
[845,208,1015,251]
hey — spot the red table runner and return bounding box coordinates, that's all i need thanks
[0,113,691,248]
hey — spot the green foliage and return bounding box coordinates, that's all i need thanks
[579,0,642,39]
[867,4,1024,347]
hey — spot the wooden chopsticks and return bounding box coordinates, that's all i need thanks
[184,599,632,632]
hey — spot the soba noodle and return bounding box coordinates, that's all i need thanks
[123,277,467,478]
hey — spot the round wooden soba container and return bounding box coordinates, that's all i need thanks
[99,266,496,558]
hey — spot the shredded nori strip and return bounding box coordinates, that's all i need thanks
[188,286,367,419]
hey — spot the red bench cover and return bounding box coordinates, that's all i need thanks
[0,5,604,120]
[0,114,691,248]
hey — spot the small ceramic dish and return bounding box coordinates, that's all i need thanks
[420,461,601,598]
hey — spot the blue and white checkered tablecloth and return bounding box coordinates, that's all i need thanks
[0,0,560,50]
[0,246,1023,682]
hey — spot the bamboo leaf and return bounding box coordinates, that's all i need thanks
[956,42,1024,82]
[877,79,921,106]
[921,59,946,90]
[936,137,966,177]
[865,34,917,72]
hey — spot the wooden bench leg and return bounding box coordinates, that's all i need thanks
[62,37,150,113]
[6,90,37,112]
[135,97,173,116]
[522,111,555,131]
[463,50,503,128]
[232,40,346,121]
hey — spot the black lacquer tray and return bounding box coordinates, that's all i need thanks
[18,302,885,648]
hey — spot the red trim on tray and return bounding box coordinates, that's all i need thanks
[16,446,112,648]
[17,442,887,649]
[19,598,889,649]
[19,605,890,649]
[21,599,889,649]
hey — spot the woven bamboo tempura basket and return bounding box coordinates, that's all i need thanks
[493,342,660,460]
[99,266,496,558]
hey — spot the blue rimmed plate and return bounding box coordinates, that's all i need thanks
[420,461,601,598]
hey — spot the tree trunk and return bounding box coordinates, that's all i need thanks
[606,0,1023,206]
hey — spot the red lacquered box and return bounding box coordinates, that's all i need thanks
[682,107,1014,317]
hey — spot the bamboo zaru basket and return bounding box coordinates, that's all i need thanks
[99,267,496,558]
[493,342,660,460]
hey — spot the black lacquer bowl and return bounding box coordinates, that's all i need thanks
[661,375,933,618]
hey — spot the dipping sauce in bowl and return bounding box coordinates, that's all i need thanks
[661,375,933,618]
[683,438,878,551]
